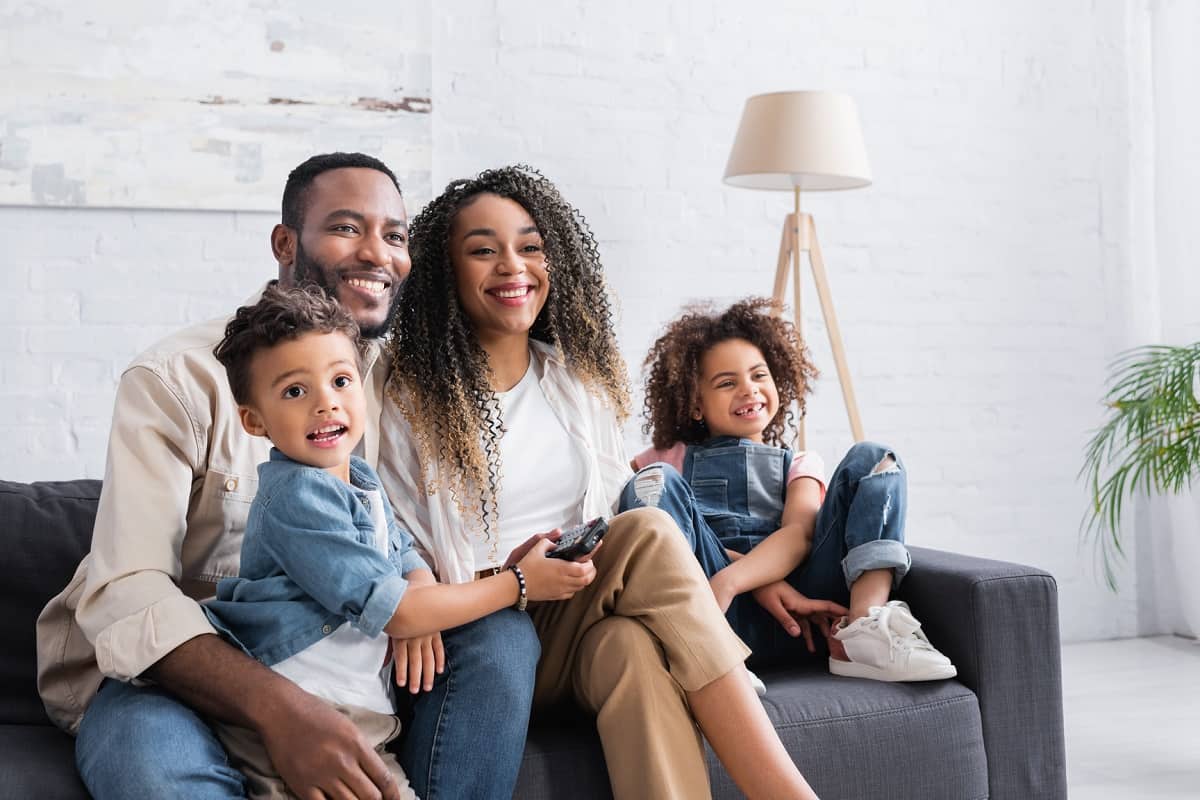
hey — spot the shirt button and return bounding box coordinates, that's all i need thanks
[321,624,333,635]
[224,478,238,492]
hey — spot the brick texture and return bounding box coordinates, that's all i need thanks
[0,1,1169,641]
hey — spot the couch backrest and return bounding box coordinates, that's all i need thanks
[1,479,99,726]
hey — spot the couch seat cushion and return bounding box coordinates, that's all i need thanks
[516,662,987,800]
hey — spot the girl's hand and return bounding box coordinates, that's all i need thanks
[709,569,738,613]
[391,633,445,694]
[751,581,848,653]
[517,538,597,601]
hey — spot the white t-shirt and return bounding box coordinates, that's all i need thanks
[474,358,589,570]
[380,339,632,584]
[271,487,395,714]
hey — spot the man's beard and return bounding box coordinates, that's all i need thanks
[292,243,402,339]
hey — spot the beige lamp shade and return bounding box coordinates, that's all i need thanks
[723,91,872,191]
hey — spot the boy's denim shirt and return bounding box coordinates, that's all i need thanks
[203,448,428,667]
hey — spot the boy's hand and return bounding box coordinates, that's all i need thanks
[752,581,848,653]
[517,538,597,601]
[503,529,562,569]
[392,633,444,694]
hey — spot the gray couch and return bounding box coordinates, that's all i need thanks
[2,478,1067,799]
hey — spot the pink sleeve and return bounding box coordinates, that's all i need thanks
[787,450,827,502]
[632,442,686,472]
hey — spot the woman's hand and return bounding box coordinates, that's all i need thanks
[516,538,598,601]
[391,633,444,694]
[751,581,848,653]
[503,529,562,569]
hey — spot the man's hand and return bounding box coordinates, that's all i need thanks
[392,632,444,694]
[146,635,402,800]
[258,687,402,800]
[752,581,848,653]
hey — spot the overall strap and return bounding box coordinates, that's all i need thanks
[781,446,795,491]
[681,443,697,483]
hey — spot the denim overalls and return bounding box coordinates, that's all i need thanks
[619,438,912,667]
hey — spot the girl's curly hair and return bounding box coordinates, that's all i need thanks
[386,165,629,533]
[642,297,818,449]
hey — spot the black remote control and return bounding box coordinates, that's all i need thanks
[547,517,608,560]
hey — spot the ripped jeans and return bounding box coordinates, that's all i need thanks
[617,440,910,668]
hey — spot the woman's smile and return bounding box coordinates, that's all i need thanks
[451,193,551,345]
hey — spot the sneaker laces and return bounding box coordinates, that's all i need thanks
[881,603,939,656]
[838,604,940,665]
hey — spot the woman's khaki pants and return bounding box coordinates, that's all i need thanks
[529,507,751,800]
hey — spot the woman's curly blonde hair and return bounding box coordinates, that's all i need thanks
[386,165,629,532]
[641,297,818,449]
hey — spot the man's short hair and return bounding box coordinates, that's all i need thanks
[280,152,402,230]
[214,283,362,405]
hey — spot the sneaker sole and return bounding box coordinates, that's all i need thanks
[829,657,958,682]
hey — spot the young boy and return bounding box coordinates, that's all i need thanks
[204,285,568,799]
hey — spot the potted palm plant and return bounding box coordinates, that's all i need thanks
[1081,343,1200,625]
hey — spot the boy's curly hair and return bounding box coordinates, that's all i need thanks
[214,283,361,405]
[386,165,629,529]
[642,297,818,449]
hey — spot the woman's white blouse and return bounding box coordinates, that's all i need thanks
[378,340,633,584]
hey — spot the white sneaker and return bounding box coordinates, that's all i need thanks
[829,601,957,682]
[747,668,768,697]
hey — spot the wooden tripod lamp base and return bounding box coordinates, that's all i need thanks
[773,191,865,449]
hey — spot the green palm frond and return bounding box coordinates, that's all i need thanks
[1080,343,1200,590]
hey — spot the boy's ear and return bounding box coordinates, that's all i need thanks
[238,405,269,438]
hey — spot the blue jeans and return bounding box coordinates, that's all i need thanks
[619,440,910,668]
[76,678,247,799]
[76,611,539,800]
[400,608,539,799]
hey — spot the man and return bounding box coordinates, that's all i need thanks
[36,153,537,799]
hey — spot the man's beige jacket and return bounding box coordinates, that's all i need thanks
[35,287,387,733]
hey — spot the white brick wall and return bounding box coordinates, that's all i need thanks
[0,207,271,479]
[0,1,1175,641]
[432,0,1143,642]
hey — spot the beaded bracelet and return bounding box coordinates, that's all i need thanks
[508,564,528,612]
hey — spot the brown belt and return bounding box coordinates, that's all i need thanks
[474,567,503,581]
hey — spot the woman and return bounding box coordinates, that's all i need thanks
[379,165,818,800]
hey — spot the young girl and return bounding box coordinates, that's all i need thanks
[619,298,956,683]
[379,167,821,800]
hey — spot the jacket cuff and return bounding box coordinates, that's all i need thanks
[355,574,408,638]
[399,548,430,576]
[93,593,218,682]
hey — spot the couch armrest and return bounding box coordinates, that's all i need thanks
[897,546,1067,800]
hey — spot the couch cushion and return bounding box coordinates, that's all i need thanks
[515,663,988,800]
[1,480,100,726]
[0,724,89,799]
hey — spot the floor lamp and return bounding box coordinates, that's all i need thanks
[723,90,871,448]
